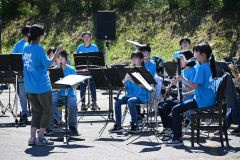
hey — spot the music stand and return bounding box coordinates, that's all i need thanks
[134,67,157,85]
[0,54,21,124]
[89,68,124,136]
[74,52,105,108]
[73,52,105,68]
[48,68,64,89]
[216,61,233,77]
[52,74,91,145]
[162,61,177,78]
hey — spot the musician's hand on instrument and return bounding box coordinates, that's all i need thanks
[182,93,187,98]
[172,77,177,85]
[176,75,184,81]
[124,73,132,81]
[236,74,240,81]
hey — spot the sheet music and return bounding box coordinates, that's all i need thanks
[55,75,91,87]
[131,72,153,91]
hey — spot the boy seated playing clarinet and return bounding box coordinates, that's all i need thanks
[51,50,79,135]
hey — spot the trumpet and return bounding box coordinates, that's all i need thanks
[229,63,240,87]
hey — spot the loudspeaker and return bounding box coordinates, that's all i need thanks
[95,11,116,40]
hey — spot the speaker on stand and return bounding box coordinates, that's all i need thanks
[95,11,116,66]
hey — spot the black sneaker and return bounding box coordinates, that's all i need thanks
[165,139,184,146]
[130,122,139,133]
[69,126,79,136]
[81,103,88,111]
[108,124,124,133]
[19,114,28,124]
[161,133,173,142]
[232,127,240,135]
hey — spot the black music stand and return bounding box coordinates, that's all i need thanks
[11,54,32,119]
[216,61,233,77]
[0,54,21,125]
[0,55,11,118]
[48,68,64,89]
[162,61,177,78]
[89,68,124,136]
[74,52,105,108]
[73,52,105,69]
[51,74,90,145]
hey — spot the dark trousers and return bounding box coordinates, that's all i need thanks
[80,78,96,103]
[158,99,178,129]
[171,99,198,140]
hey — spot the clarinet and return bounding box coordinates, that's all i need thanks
[177,58,183,103]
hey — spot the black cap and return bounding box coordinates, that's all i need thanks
[138,44,151,52]
[179,37,191,45]
[180,50,194,60]
[22,25,31,36]
[179,50,196,67]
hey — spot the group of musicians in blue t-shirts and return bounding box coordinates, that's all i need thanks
[11,24,225,147]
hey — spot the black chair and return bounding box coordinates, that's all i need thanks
[191,74,229,147]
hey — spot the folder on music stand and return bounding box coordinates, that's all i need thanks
[55,75,91,88]
[130,72,153,91]
[134,67,157,85]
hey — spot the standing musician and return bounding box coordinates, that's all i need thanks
[165,42,217,146]
[76,31,99,111]
[11,25,31,123]
[23,24,62,146]
[51,50,79,135]
[109,51,149,133]
[173,37,191,61]
[158,50,196,141]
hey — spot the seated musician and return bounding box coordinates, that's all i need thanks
[11,25,31,123]
[109,51,149,133]
[138,44,156,76]
[173,37,191,61]
[138,44,157,118]
[158,50,196,141]
[165,42,217,146]
[76,31,99,111]
[51,50,79,135]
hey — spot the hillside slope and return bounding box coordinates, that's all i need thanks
[2,7,240,63]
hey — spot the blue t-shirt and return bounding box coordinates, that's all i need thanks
[125,80,136,97]
[12,39,28,54]
[145,61,156,76]
[181,67,196,101]
[76,44,99,53]
[54,65,77,97]
[194,62,200,72]
[125,80,148,103]
[22,44,52,94]
[173,51,181,60]
[135,84,149,103]
[193,62,216,108]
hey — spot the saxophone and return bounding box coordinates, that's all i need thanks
[229,63,240,88]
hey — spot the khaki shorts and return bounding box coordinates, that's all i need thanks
[28,91,53,129]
